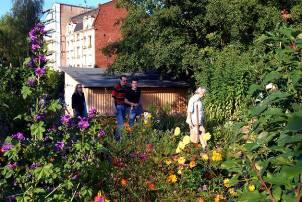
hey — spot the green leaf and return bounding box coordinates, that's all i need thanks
[273,186,282,201]
[30,121,45,140]
[21,85,32,99]
[287,111,302,131]
[278,133,302,146]
[221,159,242,173]
[237,191,266,202]
[250,105,267,116]
[48,99,62,112]
[262,71,282,85]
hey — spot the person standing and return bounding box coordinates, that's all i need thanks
[72,84,87,117]
[125,78,142,127]
[112,75,129,140]
[186,87,207,148]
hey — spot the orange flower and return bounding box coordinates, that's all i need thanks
[197,197,204,202]
[189,160,197,168]
[148,183,156,190]
[146,144,154,153]
[121,178,128,187]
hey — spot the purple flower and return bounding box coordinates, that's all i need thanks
[30,162,40,169]
[6,195,16,202]
[98,129,106,138]
[78,117,89,129]
[7,162,17,169]
[54,141,64,152]
[29,30,37,42]
[138,153,148,161]
[34,55,47,65]
[31,43,41,51]
[88,107,97,119]
[28,58,36,68]
[1,143,13,152]
[35,113,45,121]
[27,78,36,87]
[34,67,46,77]
[35,23,46,34]
[12,132,25,141]
[61,114,71,125]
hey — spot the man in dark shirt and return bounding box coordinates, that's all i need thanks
[125,78,142,127]
[112,75,128,140]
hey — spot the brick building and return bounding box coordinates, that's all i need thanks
[44,4,91,70]
[65,0,127,69]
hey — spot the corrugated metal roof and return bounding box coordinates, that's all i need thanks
[60,67,189,88]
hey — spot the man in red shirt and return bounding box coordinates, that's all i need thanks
[112,75,129,140]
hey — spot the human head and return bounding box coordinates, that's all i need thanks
[75,84,83,94]
[119,75,127,86]
[131,78,138,90]
[195,87,206,98]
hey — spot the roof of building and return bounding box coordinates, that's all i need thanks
[70,8,99,24]
[74,22,83,32]
[60,67,190,88]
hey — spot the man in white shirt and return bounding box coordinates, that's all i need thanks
[186,87,207,148]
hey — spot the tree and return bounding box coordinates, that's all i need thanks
[104,0,301,81]
[0,0,44,67]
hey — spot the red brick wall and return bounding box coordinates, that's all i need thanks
[94,0,127,69]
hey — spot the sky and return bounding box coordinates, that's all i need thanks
[0,0,111,17]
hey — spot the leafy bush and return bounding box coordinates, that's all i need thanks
[220,26,302,201]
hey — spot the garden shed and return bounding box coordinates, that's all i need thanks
[61,68,189,115]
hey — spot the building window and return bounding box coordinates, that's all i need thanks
[83,36,86,48]
[88,35,92,48]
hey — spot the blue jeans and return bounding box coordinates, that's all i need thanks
[128,105,142,127]
[115,104,126,140]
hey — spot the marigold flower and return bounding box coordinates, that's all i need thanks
[212,150,222,161]
[167,174,177,183]
[121,178,128,187]
[178,141,185,150]
[248,184,255,192]
[176,146,181,154]
[177,168,183,175]
[189,160,197,168]
[165,159,172,166]
[223,178,231,188]
[182,135,191,145]
[214,194,221,202]
[201,153,209,161]
[228,188,238,196]
[174,127,181,136]
[201,132,211,141]
[177,157,186,165]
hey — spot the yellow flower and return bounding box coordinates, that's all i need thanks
[201,153,209,161]
[165,159,172,166]
[174,127,181,136]
[177,157,186,164]
[176,147,181,154]
[248,184,255,192]
[178,141,185,150]
[212,150,222,161]
[201,132,211,141]
[228,188,238,196]
[182,135,191,145]
[177,168,183,175]
[147,113,152,119]
[189,160,196,168]
[223,178,231,188]
[167,174,177,183]
[214,194,221,202]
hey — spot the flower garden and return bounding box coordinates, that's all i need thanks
[0,19,302,202]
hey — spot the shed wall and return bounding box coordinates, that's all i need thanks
[86,88,188,115]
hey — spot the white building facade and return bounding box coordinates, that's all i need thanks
[66,9,98,68]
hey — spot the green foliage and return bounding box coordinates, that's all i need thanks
[220,26,302,202]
